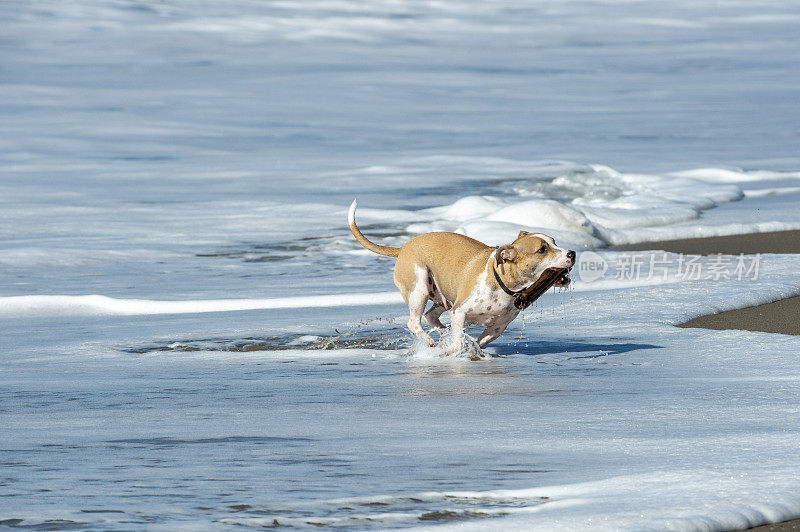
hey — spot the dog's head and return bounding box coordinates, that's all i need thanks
[495,231,575,290]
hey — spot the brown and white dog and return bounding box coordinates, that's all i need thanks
[348,200,576,352]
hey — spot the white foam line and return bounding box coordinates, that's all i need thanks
[1,273,678,319]
[0,293,404,318]
[743,186,800,198]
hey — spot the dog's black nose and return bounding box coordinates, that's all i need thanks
[567,250,576,261]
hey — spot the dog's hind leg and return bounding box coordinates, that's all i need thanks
[423,303,446,329]
[403,265,437,346]
[423,271,449,329]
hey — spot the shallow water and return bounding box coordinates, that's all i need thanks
[3,1,800,530]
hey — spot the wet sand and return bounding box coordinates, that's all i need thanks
[614,229,800,337]
[678,296,800,335]
[745,521,800,531]
[616,229,800,530]
[613,229,800,255]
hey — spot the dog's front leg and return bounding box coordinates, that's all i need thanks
[446,309,467,353]
[477,317,514,348]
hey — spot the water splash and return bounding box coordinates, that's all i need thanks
[407,327,485,360]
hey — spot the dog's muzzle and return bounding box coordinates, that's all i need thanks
[553,250,575,287]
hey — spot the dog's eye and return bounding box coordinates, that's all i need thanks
[537,246,547,254]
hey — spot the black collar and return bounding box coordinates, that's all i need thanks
[493,253,570,311]
[492,264,521,296]
[492,257,526,297]
[492,255,547,310]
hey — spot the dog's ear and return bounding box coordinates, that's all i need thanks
[496,244,518,265]
[517,230,531,240]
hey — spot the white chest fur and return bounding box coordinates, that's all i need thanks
[459,271,517,326]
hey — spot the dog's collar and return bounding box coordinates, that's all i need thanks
[492,263,523,297]
[492,253,564,310]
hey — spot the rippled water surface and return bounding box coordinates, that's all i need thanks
[3,0,800,530]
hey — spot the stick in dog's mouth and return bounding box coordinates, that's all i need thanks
[514,266,573,310]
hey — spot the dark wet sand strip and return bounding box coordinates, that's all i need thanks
[745,520,800,531]
[678,295,800,336]
[613,229,800,255]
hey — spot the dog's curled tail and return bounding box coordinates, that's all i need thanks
[348,200,400,258]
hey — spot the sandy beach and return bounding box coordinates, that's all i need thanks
[747,520,800,531]
[615,229,800,256]
[679,296,800,336]
[616,229,800,337]
[620,229,800,530]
